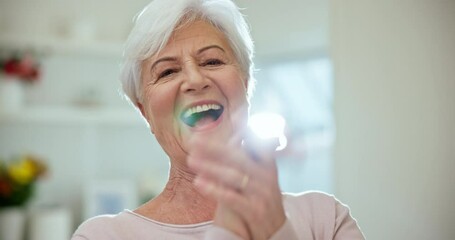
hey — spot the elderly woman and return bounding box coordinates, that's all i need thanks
[72,0,364,239]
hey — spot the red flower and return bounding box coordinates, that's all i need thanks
[0,178,12,197]
[3,59,20,75]
[1,52,41,83]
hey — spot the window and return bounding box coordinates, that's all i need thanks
[251,57,334,193]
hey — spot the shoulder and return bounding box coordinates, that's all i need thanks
[71,212,131,240]
[283,191,353,220]
[282,191,365,239]
[282,191,338,223]
[283,191,339,211]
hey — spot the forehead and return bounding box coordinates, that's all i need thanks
[158,20,232,56]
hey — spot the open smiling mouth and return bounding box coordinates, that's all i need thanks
[180,104,224,127]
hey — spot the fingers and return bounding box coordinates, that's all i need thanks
[187,143,279,195]
[187,127,280,197]
[188,156,249,192]
[189,150,280,207]
[243,128,281,165]
[194,173,285,240]
[188,127,278,171]
[187,128,285,240]
[188,133,255,171]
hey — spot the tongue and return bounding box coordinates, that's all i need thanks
[194,116,216,128]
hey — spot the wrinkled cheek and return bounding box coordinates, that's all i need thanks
[145,104,176,136]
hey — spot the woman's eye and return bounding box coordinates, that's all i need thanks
[203,59,224,66]
[158,69,177,79]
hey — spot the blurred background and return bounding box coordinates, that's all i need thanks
[0,0,454,240]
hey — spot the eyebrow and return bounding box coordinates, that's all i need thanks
[150,45,226,72]
[197,45,226,55]
[150,57,178,73]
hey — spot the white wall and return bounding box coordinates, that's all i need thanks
[331,1,455,239]
[235,0,329,58]
[0,0,149,42]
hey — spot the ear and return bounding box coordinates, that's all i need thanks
[136,102,154,134]
[243,75,249,89]
[244,76,252,104]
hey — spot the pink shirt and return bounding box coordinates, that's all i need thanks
[72,191,365,240]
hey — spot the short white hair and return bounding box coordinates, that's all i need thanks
[120,0,255,105]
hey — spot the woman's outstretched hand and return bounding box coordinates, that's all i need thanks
[187,132,286,240]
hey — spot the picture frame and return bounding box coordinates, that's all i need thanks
[83,180,138,219]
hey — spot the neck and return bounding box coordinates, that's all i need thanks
[135,162,216,224]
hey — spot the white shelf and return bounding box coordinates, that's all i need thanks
[0,106,146,126]
[0,34,124,57]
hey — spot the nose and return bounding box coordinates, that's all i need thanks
[181,63,211,94]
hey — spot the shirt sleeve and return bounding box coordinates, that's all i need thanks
[71,234,90,240]
[333,199,365,240]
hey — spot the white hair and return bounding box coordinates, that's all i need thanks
[120,0,255,105]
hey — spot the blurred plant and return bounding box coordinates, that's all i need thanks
[0,49,41,83]
[0,155,47,207]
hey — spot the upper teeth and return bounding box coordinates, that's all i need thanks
[183,104,221,118]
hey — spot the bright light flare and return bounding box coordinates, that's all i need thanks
[248,112,287,151]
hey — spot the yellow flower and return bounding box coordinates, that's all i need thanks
[7,157,35,185]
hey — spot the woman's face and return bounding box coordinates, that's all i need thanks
[139,20,249,163]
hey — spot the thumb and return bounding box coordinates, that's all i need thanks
[243,128,280,163]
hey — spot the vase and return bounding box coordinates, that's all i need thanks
[0,207,26,240]
[28,205,72,240]
[0,75,24,114]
